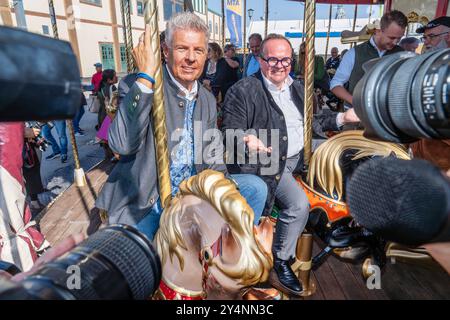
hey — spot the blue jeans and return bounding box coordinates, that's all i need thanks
[73,105,85,133]
[135,173,268,241]
[42,121,68,155]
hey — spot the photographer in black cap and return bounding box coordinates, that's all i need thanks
[411,17,450,172]
[418,16,450,52]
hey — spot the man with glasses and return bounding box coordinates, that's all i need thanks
[417,16,450,52]
[222,34,359,296]
[243,33,262,77]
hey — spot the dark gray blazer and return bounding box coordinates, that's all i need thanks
[96,67,227,225]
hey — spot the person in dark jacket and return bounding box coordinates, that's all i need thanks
[222,33,359,297]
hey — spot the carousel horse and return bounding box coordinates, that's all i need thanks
[295,130,411,277]
[153,170,274,300]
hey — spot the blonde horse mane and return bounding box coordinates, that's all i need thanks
[155,170,273,286]
[308,130,410,201]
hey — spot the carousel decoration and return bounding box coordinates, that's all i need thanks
[153,170,273,300]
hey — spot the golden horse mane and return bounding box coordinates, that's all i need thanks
[155,170,273,287]
[307,130,410,201]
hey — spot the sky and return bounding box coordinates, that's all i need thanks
[208,0,384,21]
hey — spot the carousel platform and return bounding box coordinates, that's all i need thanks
[36,160,450,300]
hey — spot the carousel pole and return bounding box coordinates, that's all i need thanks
[243,0,247,65]
[48,0,86,187]
[144,0,172,208]
[368,4,373,23]
[302,0,316,169]
[221,0,225,48]
[350,4,358,49]
[296,1,317,297]
[324,4,332,61]
[120,0,134,72]
[301,3,306,43]
[264,0,269,38]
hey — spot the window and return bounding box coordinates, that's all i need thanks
[120,45,128,72]
[209,21,212,33]
[100,43,115,70]
[215,22,218,35]
[193,0,205,14]
[163,0,184,20]
[42,25,49,35]
[80,0,102,6]
[136,0,145,16]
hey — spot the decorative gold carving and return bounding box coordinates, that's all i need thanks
[155,170,273,287]
[307,130,410,202]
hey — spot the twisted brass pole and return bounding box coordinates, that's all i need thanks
[120,0,133,73]
[303,0,316,168]
[144,0,172,208]
[125,0,135,72]
[324,4,332,61]
[48,0,85,187]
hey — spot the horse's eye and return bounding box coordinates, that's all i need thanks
[204,250,210,261]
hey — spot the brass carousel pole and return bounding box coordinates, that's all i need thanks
[295,0,317,298]
[324,3,332,61]
[221,0,225,48]
[368,3,373,23]
[144,0,172,208]
[303,0,316,169]
[48,0,86,187]
[264,0,269,38]
[120,0,134,72]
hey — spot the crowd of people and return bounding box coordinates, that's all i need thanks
[15,9,450,297]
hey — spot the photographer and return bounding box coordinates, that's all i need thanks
[23,123,45,212]
[411,17,450,171]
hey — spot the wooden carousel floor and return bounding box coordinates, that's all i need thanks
[36,160,450,300]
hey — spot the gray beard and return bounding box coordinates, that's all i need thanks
[425,39,448,52]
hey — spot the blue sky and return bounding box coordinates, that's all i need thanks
[208,0,384,21]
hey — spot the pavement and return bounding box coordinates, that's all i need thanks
[37,102,105,209]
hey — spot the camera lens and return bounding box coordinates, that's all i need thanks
[1,225,161,300]
[353,49,450,142]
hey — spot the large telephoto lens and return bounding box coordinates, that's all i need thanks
[353,49,450,143]
[0,225,161,300]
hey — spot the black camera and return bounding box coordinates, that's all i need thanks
[0,225,161,300]
[353,49,450,143]
[26,121,54,152]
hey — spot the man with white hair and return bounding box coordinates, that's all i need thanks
[96,12,267,240]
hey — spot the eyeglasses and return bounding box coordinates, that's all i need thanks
[420,31,450,42]
[260,56,292,67]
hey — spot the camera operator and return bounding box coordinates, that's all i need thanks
[23,123,45,212]
[411,17,450,171]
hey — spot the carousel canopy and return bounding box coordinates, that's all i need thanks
[289,0,384,4]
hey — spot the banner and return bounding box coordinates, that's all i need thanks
[226,0,243,48]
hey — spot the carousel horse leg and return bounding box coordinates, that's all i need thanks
[292,232,316,297]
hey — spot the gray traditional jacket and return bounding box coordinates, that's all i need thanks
[95,67,227,225]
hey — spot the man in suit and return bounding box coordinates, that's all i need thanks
[96,12,267,240]
[222,34,359,296]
